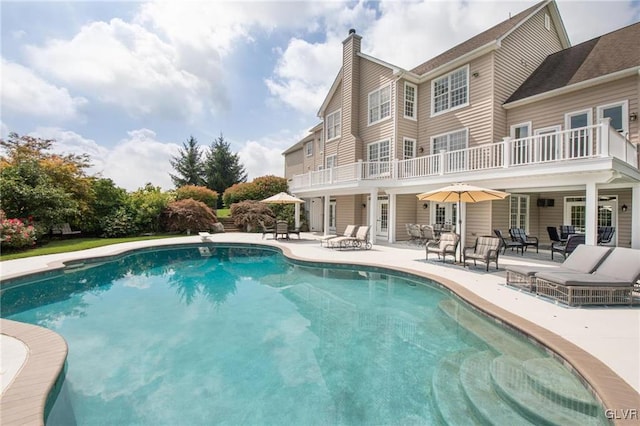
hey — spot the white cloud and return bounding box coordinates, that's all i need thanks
[238,140,286,181]
[32,127,180,192]
[1,59,87,121]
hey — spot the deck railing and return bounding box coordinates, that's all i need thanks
[290,120,638,190]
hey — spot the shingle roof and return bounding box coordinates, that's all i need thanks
[506,22,640,104]
[410,0,546,75]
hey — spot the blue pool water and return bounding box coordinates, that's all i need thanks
[1,245,607,425]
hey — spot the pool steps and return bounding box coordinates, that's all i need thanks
[435,300,607,425]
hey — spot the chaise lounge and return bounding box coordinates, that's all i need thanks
[534,247,639,306]
[328,225,371,250]
[320,224,358,247]
[505,244,612,292]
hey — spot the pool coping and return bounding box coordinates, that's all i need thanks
[1,237,639,425]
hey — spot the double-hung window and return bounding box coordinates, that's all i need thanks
[510,122,531,165]
[326,109,341,141]
[367,139,390,177]
[432,66,468,115]
[368,85,391,125]
[404,83,417,119]
[432,129,468,172]
[305,141,313,157]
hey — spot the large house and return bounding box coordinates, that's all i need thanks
[283,0,640,250]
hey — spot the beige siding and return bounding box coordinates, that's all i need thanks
[506,76,639,145]
[358,60,395,159]
[339,35,360,165]
[465,202,493,245]
[324,81,343,161]
[395,194,418,241]
[335,195,360,233]
[417,54,495,155]
[494,6,564,138]
[284,148,304,178]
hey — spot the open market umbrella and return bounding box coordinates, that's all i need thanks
[260,192,305,204]
[417,183,510,262]
[260,192,305,229]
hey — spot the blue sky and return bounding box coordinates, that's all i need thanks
[2,0,638,191]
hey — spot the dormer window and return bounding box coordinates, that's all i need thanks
[432,65,469,116]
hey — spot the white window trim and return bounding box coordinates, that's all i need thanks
[510,194,530,232]
[368,83,392,126]
[430,128,469,152]
[564,108,593,130]
[534,125,561,135]
[305,141,313,157]
[403,82,417,120]
[544,13,551,31]
[326,109,341,142]
[326,154,337,169]
[403,137,416,159]
[430,65,470,117]
[510,121,532,139]
[596,100,628,134]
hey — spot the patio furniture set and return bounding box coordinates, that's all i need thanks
[506,245,639,306]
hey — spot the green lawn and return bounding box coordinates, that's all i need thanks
[216,208,230,218]
[0,234,182,261]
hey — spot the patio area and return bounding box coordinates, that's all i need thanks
[1,232,639,423]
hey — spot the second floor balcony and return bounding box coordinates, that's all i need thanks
[290,121,638,192]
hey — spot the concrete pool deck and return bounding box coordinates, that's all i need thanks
[1,232,639,424]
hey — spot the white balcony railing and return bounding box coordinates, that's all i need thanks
[290,120,638,190]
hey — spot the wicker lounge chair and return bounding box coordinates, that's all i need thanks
[329,225,371,250]
[259,220,275,239]
[463,236,501,271]
[534,247,639,306]
[319,225,358,247]
[426,232,459,263]
[275,220,290,240]
[505,244,612,292]
[509,228,538,253]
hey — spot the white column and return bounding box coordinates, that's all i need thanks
[388,193,396,243]
[323,195,331,236]
[585,182,598,246]
[369,188,377,244]
[632,183,640,249]
[294,203,300,229]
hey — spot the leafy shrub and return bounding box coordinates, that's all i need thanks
[175,185,218,208]
[128,184,174,233]
[230,201,275,232]
[0,216,37,250]
[163,199,218,233]
[101,207,139,237]
[222,175,288,207]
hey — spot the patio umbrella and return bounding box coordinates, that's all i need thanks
[417,183,510,262]
[260,192,305,229]
[260,192,305,204]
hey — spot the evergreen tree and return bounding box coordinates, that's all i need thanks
[169,136,204,187]
[203,133,247,208]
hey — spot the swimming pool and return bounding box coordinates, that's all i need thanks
[1,244,608,425]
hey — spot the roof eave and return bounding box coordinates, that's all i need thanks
[503,66,640,109]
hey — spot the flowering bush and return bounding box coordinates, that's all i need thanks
[0,216,37,250]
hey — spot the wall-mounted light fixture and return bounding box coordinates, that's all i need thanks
[419,147,424,153]
[630,112,638,122]
[472,71,480,78]
[621,204,628,212]
[362,203,367,209]
[423,203,429,209]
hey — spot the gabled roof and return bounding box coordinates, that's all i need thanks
[317,68,343,117]
[505,22,640,105]
[410,0,568,76]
